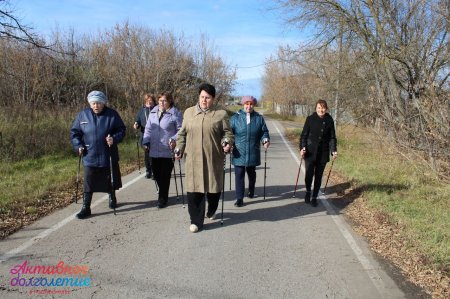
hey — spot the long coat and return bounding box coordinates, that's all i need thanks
[177,105,234,193]
[230,109,270,167]
[299,112,337,164]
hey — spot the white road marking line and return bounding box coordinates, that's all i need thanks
[0,173,145,263]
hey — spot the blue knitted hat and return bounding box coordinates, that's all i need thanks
[87,90,107,104]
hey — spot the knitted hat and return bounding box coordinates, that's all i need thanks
[87,90,107,104]
[241,96,256,105]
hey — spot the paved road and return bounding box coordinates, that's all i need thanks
[0,119,423,298]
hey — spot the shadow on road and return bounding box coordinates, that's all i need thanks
[203,180,409,231]
[205,184,328,230]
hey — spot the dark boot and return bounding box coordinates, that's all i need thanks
[109,191,117,209]
[76,192,92,219]
[304,191,311,204]
[157,196,167,208]
[234,199,244,207]
[311,197,318,207]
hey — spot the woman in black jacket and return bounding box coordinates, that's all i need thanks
[133,93,156,178]
[299,99,337,207]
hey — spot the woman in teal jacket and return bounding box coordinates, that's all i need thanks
[230,96,270,207]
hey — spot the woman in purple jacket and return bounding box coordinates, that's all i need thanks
[143,92,183,208]
[70,90,126,219]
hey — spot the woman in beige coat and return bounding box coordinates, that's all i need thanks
[175,83,234,233]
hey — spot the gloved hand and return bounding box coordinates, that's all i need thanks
[174,148,182,160]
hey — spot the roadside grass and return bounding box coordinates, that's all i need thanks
[0,137,138,218]
[284,125,449,274]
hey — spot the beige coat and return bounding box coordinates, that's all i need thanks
[177,105,234,193]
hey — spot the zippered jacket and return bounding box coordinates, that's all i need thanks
[142,106,183,159]
[70,107,126,167]
[230,109,270,167]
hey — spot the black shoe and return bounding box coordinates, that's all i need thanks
[157,198,167,208]
[76,193,92,219]
[304,191,311,204]
[247,192,257,198]
[234,200,244,207]
[311,197,318,207]
[76,207,91,219]
[109,192,117,209]
[145,171,152,179]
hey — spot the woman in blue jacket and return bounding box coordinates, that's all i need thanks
[299,99,337,207]
[143,92,182,208]
[230,96,270,207]
[133,93,156,178]
[70,90,126,219]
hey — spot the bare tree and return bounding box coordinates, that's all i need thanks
[0,0,46,47]
[271,0,449,178]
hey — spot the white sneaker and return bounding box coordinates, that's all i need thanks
[189,224,198,233]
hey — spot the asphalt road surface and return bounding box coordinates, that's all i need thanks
[0,119,426,298]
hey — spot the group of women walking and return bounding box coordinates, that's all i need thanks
[70,83,337,232]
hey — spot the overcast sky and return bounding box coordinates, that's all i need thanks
[15,0,306,97]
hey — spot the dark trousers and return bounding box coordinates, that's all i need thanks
[234,166,256,200]
[144,149,152,175]
[304,159,327,198]
[151,158,173,204]
[187,192,221,229]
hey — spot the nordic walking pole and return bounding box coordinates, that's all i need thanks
[178,159,185,208]
[292,156,303,198]
[221,154,226,225]
[169,139,179,201]
[135,131,141,173]
[75,154,82,204]
[263,148,267,200]
[322,158,335,194]
[229,150,232,191]
[108,135,116,215]
[172,157,179,201]
[173,147,185,207]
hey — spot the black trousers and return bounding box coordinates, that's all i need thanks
[151,158,173,204]
[187,192,221,229]
[304,158,327,198]
[144,148,152,174]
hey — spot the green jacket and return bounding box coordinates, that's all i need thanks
[230,109,269,167]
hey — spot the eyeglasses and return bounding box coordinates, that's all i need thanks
[159,100,168,103]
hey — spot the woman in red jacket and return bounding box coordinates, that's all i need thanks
[299,99,337,207]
